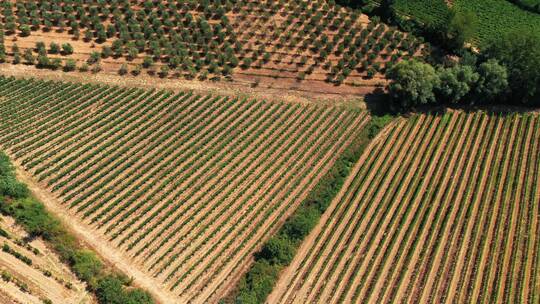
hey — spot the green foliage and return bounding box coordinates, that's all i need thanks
[475,59,509,102]
[0,153,28,198]
[484,31,540,105]
[96,275,153,304]
[368,115,394,139]
[445,9,477,50]
[386,60,440,108]
[235,260,280,304]
[436,64,479,103]
[508,0,540,13]
[71,250,102,285]
[5,198,61,240]
[281,205,319,241]
[454,0,540,46]
[63,59,77,72]
[256,236,295,265]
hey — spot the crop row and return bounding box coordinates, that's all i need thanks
[269,112,540,304]
[0,76,367,302]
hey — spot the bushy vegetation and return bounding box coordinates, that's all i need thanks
[0,153,28,198]
[233,115,393,303]
[484,31,540,105]
[0,152,154,304]
[387,27,540,110]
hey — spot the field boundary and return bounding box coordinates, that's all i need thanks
[9,156,175,304]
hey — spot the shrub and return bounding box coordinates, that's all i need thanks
[485,30,540,105]
[475,59,509,102]
[49,42,60,54]
[64,59,77,72]
[79,63,89,72]
[118,64,128,75]
[61,43,73,55]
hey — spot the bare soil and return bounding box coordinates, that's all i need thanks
[0,215,92,304]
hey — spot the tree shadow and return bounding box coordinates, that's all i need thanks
[364,87,393,116]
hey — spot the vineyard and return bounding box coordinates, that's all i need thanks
[0,0,426,94]
[392,0,450,27]
[0,215,91,304]
[269,111,540,304]
[454,0,540,45]
[0,75,369,303]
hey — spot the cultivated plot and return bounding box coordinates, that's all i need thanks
[269,111,540,304]
[0,76,369,302]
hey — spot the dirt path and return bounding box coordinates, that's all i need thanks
[11,160,176,304]
[0,64,369,109]
[0,216,92,304]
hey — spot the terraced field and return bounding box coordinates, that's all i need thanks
[269,111,540,304]
[0,76,369,303]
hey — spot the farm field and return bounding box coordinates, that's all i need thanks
[392,0,450,27]
[390,0,540,46]
[0,0,426,96]
[0,215,92,304]
[0,75,369,303]
[454,0,540,45]
[269,111,540,304]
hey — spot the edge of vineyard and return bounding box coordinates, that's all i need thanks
[0,152,155,304]
[227,114,395,303]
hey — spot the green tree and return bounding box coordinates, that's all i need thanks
[142,56,153,68]
[19,24,31,37]
[386,60,440,108]
[64,59,77,72]
[61,43,73,55]
[436,65,479,103]
[445,9,477,50]
[257,237,295,265]
[485,31,540,105]
[475,59,508,102]
[49,42,60,54]
[23,49,35,65]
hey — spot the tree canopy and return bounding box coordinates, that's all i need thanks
[485,31,540,105]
